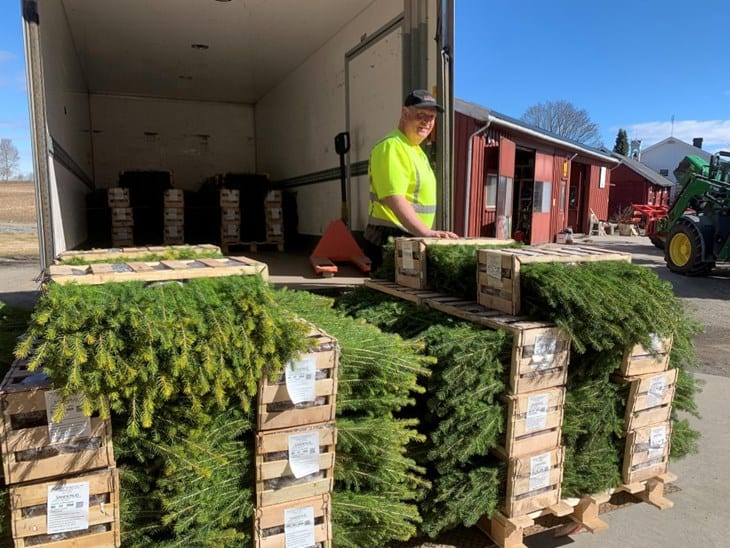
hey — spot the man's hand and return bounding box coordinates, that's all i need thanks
[426,229,459,239]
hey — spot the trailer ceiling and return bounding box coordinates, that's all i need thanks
[61,0,374,103]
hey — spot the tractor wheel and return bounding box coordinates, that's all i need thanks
[665,222,713,276]
[649,235,665,250]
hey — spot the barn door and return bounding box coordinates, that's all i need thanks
[496,137,515,239]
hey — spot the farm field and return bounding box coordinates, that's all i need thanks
[0,181,38,259]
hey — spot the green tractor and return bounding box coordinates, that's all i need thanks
[659,152,730,275]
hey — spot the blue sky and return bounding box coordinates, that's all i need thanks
[1,1,729,176]
[455,0,730,154]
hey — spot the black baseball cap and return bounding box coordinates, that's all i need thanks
[404,89,443,112]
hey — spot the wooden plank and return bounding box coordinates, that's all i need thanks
[48,256,269,285]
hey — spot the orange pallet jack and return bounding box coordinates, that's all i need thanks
[310,132,371,277]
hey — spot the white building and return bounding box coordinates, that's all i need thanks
[639,137,712,185]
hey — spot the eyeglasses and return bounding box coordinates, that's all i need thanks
[410,109,437,123]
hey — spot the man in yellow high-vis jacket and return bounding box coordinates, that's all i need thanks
[364,89,458,269]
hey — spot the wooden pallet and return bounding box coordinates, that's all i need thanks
[364,281,570,393]
[48,256,268,285]
[254,493,331,548]
[257,326,338,432]
[255,422,336,507]
[55,244,221,263]
[0,360,115,485]
[477,245,632,315]
[10,467,121,547]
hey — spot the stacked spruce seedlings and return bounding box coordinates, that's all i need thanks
[14,276,310,547]
[273,289,431,547]
[335,287,517,537]
[519,260,701,498]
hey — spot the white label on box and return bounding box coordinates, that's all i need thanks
[44,390,91,443]
[166,226,180,237]
[525,393,549,432]
[270,223,282,236]
[531,335,557,370]
[649,333,663,352]
[646,374,666,407]
[284,506,315,548]
[529,452,551,492]
[648,425,667,458]
[401,241,414,271]
[285,357,317,404]
[486,254,502,287]
[46,481,89,534]
[288,431,320,479]
[270,208,281,220]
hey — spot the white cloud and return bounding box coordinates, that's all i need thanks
[624,119,730,154]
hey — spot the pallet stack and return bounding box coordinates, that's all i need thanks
[163,189,185,245]
[0,359,120,547]
[261,190,285,251]
[220,188,240,252]
[254,324,338,547]
[616,335,677,508]
[107,188,133,247]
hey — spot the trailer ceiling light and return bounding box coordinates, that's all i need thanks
[191,44,209,50]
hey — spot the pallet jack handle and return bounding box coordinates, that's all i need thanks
[335,131,350,222]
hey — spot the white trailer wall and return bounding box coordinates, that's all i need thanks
[90,95,256,190]
[38,0,93,252]
[255,0,403,236]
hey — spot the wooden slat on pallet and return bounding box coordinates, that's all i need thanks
[55,244,221,263]
[48,256,268,285]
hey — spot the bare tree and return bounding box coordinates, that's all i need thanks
[0,138,21,181]
[521,100,603,148]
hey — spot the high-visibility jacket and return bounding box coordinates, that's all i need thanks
[367,129,437,231]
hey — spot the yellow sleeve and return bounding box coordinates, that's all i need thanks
[370,139,411,199]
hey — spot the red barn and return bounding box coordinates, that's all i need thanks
[608,154,673,219]
[453,99,618,244]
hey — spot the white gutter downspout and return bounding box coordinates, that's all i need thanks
[463,117,492,235]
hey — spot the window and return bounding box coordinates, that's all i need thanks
[559,182,566,212]
[532,181,552,213]
[484,173,497,208]
[659,169,669,176]
[599,166,607,189]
